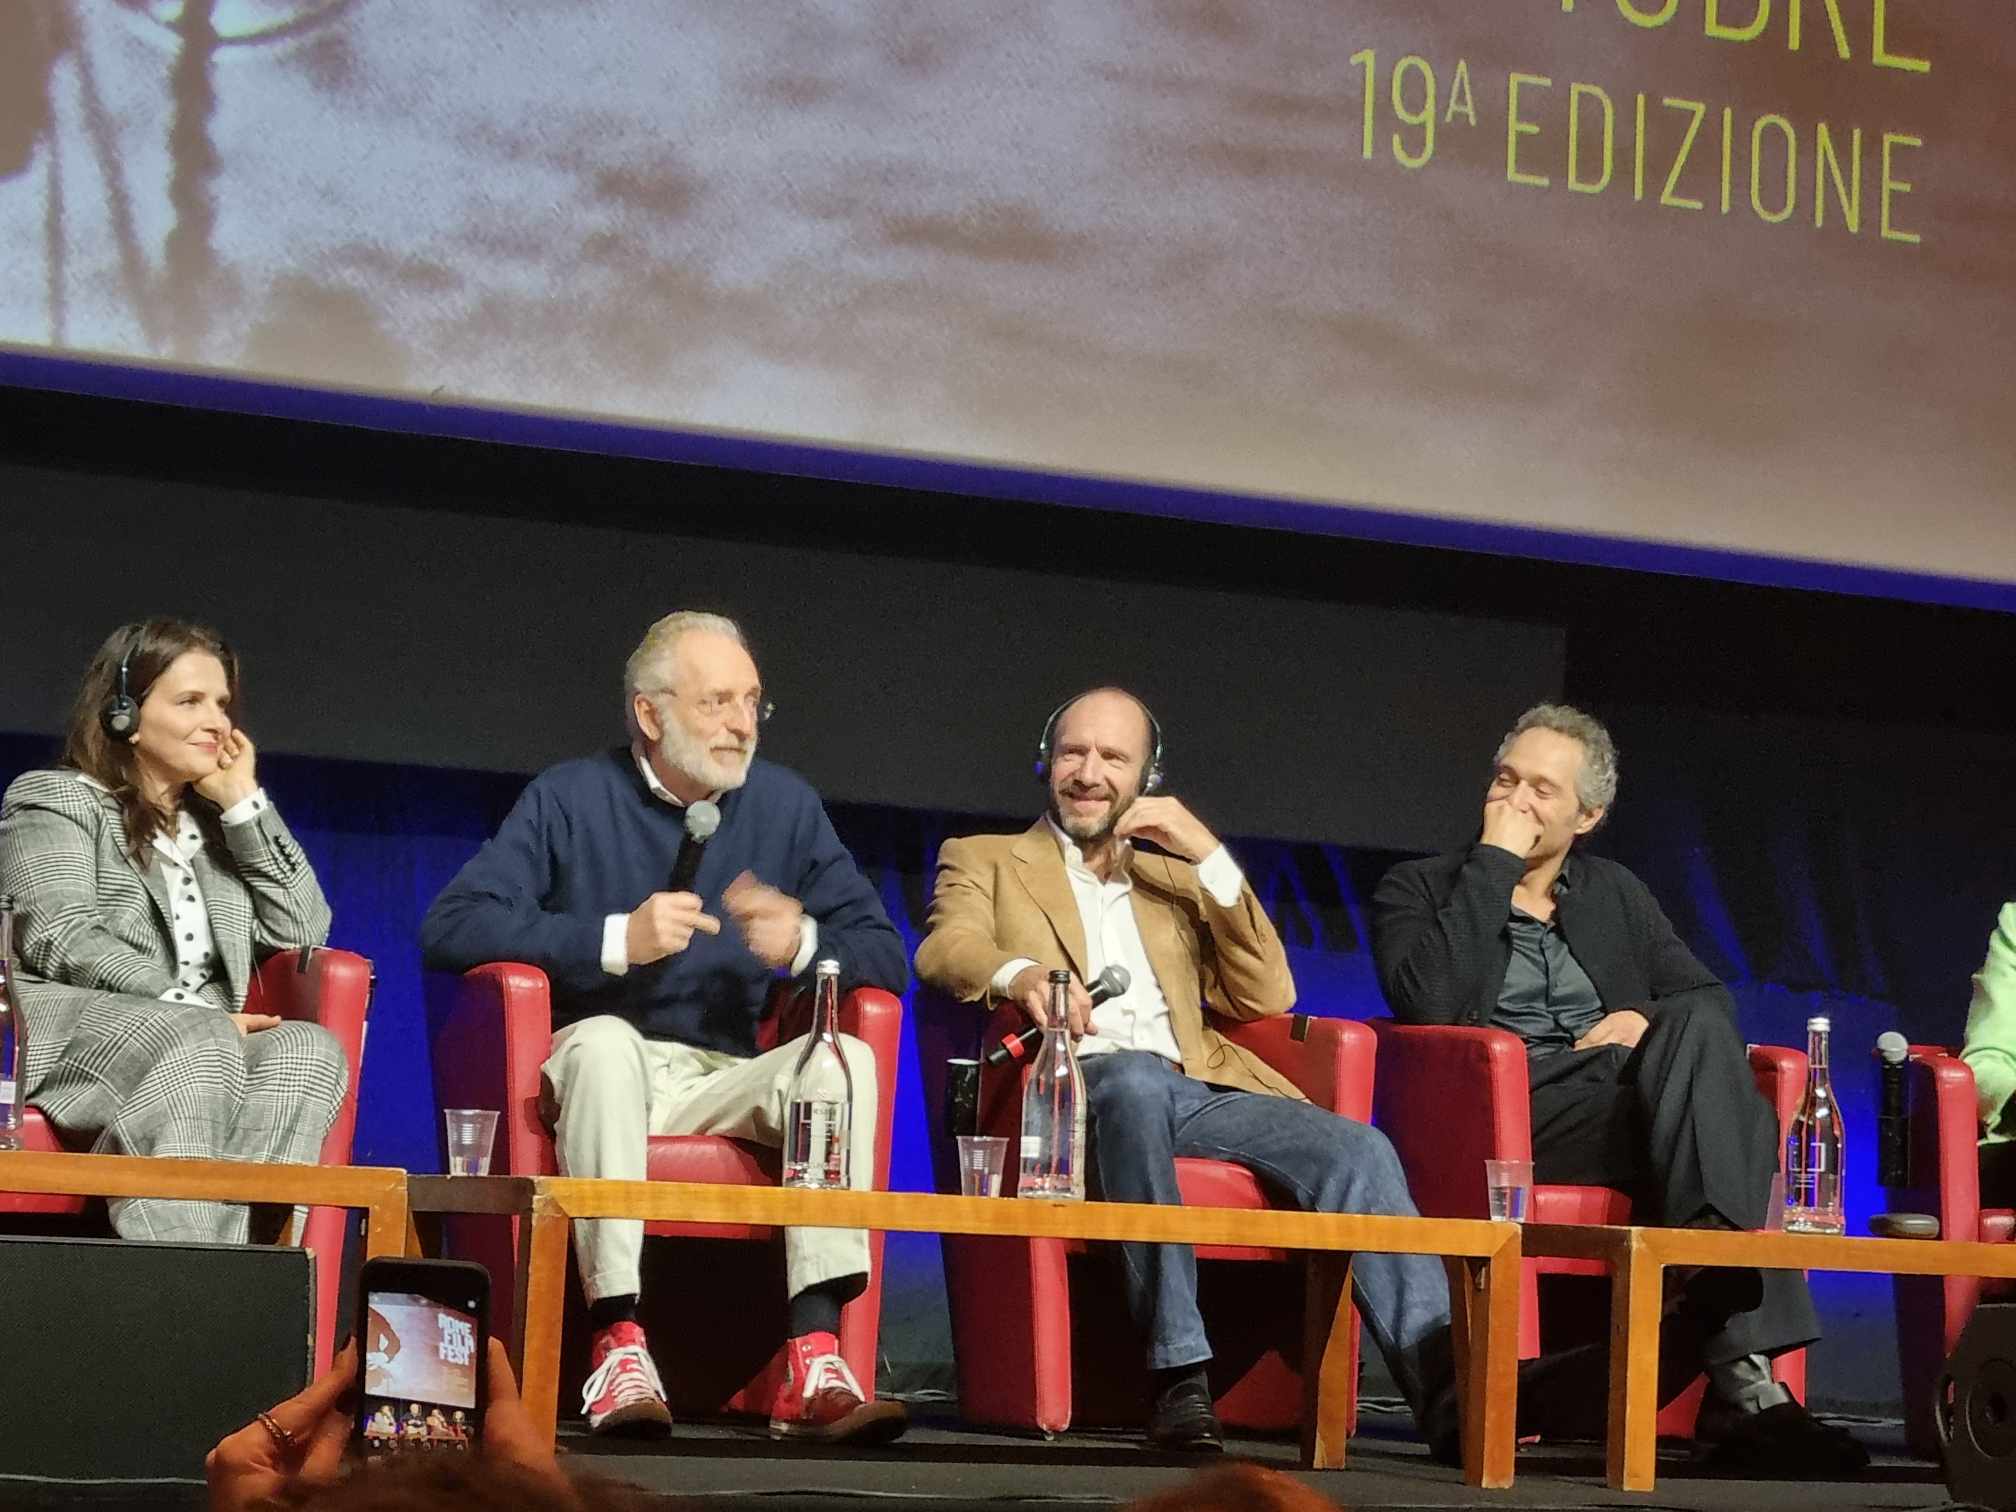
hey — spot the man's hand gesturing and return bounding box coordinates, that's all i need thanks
[1111,795,1219,862]
[1480,796,1543,858]
[1007,963,1093,1038]
[724,870,807,970]
[626,891,721,965]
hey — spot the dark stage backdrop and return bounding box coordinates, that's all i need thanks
[0,460,1561,854]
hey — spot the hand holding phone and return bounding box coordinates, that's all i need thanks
[353,1257,491,1458]
[208,1330,560,1512]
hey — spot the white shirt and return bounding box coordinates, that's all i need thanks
[988,820,1247,1065]
[152,789,271,1008]
[599,748,818,977]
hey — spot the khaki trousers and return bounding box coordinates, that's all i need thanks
[541,1015,877,1303]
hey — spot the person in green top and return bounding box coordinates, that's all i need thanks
[1960,903,2016,1208]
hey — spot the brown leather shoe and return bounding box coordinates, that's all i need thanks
[768,1332,908,1445]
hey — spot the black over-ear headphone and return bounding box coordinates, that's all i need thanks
[100,626,144,741]
[1034,692,1165,794]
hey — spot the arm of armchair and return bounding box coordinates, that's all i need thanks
[1746,1044,1807,1147]
[1369,1020,1532,1219]
[1213,1014,1373,1121]
[424,963,557,1177]
[1900,1046,1981,1243]
[248,947,372,1165]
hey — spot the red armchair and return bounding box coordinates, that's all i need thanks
[426,964,902,1419]
[1,946,373,1376]
[1370,1021,1807,1435]
[1886,1045,2013,1458]
[917,989,1368,1437]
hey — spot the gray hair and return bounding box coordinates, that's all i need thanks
[623,611,746,736]
[1493,703,1619,814]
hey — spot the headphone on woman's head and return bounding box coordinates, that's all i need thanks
[1033,693,1166,794]
[99,626,145,740]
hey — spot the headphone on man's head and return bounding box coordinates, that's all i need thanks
[1033,692,1165,794]
[99,626,144,741]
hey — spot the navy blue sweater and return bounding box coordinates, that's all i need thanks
[420,749,907,1054]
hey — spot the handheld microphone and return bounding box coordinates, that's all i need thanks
[1877,1030,1911,1189]
[668,799,721,895]
[986,964,1130,1067]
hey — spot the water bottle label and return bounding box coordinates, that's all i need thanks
[0,1079,14,1105]
[1020,1135,1043,1161]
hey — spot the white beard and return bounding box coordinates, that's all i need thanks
[657,717,755,792]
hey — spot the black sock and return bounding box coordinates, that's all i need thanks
[1151,1363,1210,1401]
[589,1294,639,1332]
[787,1283,846,1340]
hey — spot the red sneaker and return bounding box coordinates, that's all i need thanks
[767,1331,908,1444]
[582,1321,673,1437]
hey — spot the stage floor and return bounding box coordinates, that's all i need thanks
[557,1408,1948,1512]
[3,1411,1952,1511]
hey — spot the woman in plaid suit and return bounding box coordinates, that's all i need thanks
[0,619,348,1244]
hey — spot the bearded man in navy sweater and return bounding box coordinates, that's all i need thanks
[422,611,909,1445]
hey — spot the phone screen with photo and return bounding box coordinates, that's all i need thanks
[356,1290,481,1456]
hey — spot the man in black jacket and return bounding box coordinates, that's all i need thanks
[1371,704,1862,1473]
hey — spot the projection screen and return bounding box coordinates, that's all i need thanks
[0,1,2008,602]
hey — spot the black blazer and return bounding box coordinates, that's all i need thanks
[1370,843,1735,1029]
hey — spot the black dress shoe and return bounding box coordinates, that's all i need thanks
[1147,1378,1224,1454]
[1696,1398,1870,1476]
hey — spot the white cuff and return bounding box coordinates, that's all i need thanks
[790,915,819,976]
[600,914,631,977]
[1195,845,1245,909]
[990,957,1043,996]
[217,789,270,826]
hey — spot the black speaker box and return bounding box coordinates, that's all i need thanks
[0,1234,311,1481]
[1942,1300,2016,1512]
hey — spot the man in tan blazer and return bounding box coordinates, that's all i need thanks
[915,688,1457,1457]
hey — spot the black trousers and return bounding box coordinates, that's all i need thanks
[1526,1000,1820,1365]
[1980,1140,2016,1211]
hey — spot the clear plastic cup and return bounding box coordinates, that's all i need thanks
[443,1108,500,1177]
[957,1134,1009,1197]
[1484,1158,1532,1222]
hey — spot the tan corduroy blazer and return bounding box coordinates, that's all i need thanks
[914,820,1304,1100]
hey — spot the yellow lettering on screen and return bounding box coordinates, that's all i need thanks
[1706,0,1770,43]
[1446,59,1479,126]
[1616,0,1681,26]
[1881,133,1922,243]
[1661,98,1707,210]
[1788,0,1853,60]
[1872,0,1931,73]
[1814,124,1862,232]
[1392,55,1438,169]
[1750,115,1797,222]
[1507,73,1553,187]
[1569,83,1615,193]
[1633,93,1647,200]
[1719,106,1734,213]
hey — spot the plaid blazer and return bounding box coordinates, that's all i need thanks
[0,767,331,1028]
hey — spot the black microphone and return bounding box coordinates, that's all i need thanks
[668,799,721,895]
[1877,1031,1911,1189]
[986,964,1131,1067]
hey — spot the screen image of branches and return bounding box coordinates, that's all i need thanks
[0,0,2007,589]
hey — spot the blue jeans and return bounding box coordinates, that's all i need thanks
[1080,1051,1453,1415]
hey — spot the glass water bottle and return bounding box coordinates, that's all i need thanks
[1784,1015,1845,1234]
[783,959,853,1189]
[1018,971,1087,1200]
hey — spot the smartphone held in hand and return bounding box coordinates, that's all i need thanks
[351,1257,490,1459]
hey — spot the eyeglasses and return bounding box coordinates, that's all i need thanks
[650,688,775,724]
